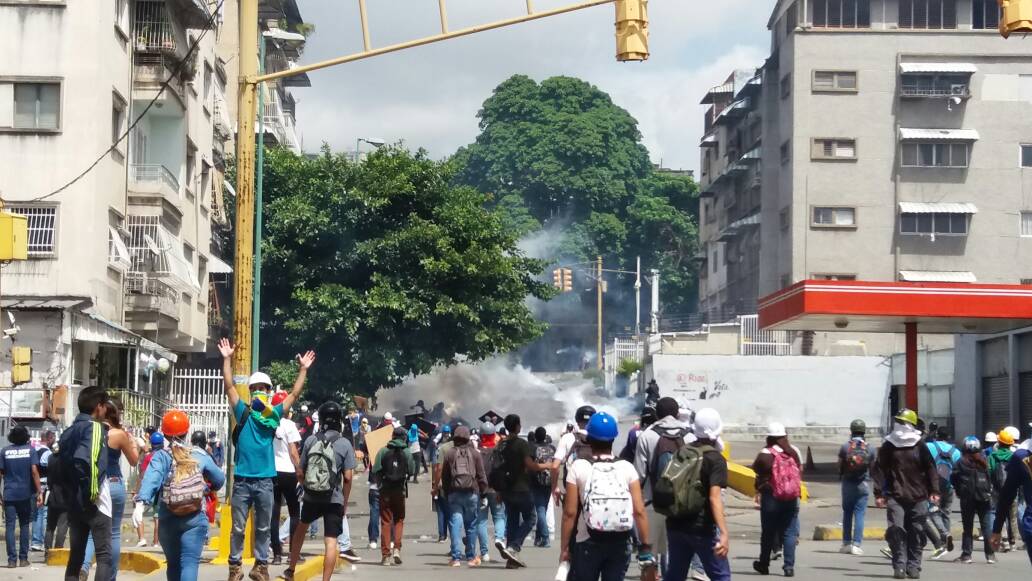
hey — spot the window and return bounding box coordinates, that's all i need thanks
[1022,145,1032,168]
[711,249,719,273]
[1022,278,1032,285]
[780,208,791,231]
[112,92,126,147]
[203,62,213,112]
[780,140,791,165]
[900,212,968,235]
[1021,212,1032,237]
[900,74,970,98]
[972,0,1000,29]
[813,273,858,281]
[108,226,131,271]
[8,82,60,130]
[812,70,858,92]
[899,0,957,29]
[813,0,871,27]
[780,74,792,99]
[115,0,129,35]
[812,206,857,227]
[901,142,970,168]
[186,148,196,199]
[785,2,799,35]
[812,138,857,160]
[7,206,57,257]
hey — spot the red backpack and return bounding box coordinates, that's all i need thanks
[768,448,802,501]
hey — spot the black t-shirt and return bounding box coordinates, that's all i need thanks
[666,442,728,534]
[501,437,533,494]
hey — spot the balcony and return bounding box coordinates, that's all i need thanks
[125,275,181,324]
[899,65,975,100]
[134,1,178,54]
[129,164,183,218]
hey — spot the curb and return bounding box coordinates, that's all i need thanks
[275,556,325,581]
[46,548,165,575]
[813,524,965,541]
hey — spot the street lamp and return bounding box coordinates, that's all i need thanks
[355,137,386,162]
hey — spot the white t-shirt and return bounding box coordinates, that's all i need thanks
[274,418,302,473]
[553,429,587,474]
[97,478,112,518]
[566,455,639,543]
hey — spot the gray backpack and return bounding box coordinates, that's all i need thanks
[303,432,340,499]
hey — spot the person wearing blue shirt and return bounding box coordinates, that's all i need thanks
[0,426,41,568]
[926,427,961,557]
[217,338,315,581]
[133,410,224,581]
[990,442,1032,564]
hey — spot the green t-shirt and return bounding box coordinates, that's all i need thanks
[233,399,283,478]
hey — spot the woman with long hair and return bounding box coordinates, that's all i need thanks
[133,410,224,581]
[752,423,804,577]
[81,397,139,581]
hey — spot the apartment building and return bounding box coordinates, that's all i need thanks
[699,0,1032,356]
[0,0,233,400]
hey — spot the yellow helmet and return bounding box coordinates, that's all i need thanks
[998,430,1015,446]
[894,409,918,426]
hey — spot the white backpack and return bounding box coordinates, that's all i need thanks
[581,459,634,536]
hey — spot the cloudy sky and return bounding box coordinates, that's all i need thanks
[293,0,771,172]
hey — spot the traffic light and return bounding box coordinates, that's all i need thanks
[11,346,31,385]
[562,268,573,292]
[1000,0,1032,38]
[615,0,648,62]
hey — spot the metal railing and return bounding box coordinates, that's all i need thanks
[900,85,970,98]
[125,274,179,317]
[131,163,181,194]
[739,315,793,356]
[133,0,178,53]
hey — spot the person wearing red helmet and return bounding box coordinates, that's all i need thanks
[270,391,303,565]
[133,410,225,581]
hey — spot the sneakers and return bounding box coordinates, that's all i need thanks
[481,554,491,563]
[505,560,520,569]
[438,536,447,543]
[468,556,481,568]
[450,560,462,567]
[507,548,526,568]
[228,564,244,581]
[906,569,920,579]
[381,556,392,567]
[392,548,402,565]
[282,569,295,581]
[340,549,362,563]
[136,540,148,548]
[946,535,955,552]
[772,549,782,561]
[930,546,950,560]
[689,567,710,581]
[893,570,906,580]
[495,539,514,562]
[18,560,29,568]
[752,561,769,575]
[849,545,864,556]
[783,567,794,578]
[957,556,972,564]
[880,547,893,559]
[987,556,997,564]
[270,555,282,566]
[248,562,270,581]
[369,541,378,550]
[29,545,43,552]
[838,544,853,554]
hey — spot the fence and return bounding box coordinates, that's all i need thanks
[739,314,792,356]
[604,337,645,397]
[168,368,229,444]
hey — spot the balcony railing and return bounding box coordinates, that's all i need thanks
[131,164,180,194]
[134,0,177,53]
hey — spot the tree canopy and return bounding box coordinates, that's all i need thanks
[256,146,553,399]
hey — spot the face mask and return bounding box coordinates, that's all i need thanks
[252,390,270,412]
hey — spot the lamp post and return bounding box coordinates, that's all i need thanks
[354,137,386,162]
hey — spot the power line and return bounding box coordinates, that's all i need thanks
[27,0,227,203]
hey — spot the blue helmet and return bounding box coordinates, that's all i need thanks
[586,412,618,442]
[442,425,452,434]
[150,432,165,447]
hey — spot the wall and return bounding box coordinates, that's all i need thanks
[649,354,891,431]
[0,310,68,389]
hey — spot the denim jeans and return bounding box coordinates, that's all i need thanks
[4,499,31,563]
[83,479,126,580]
[367,488,380,543]
[503,491,536,552]
[66,509,112,581]
[759,492,799,570]
[531,486,551,546]
[436,493,450,540]
[929,487,954,540]
[571,536,631,581]
[447,491,478,561]
[230,477,274,564]
[31,502,46,548]
[158,511,208,581]
[666,528,731,581]
[476,493,505,557]
[841,479,869,546]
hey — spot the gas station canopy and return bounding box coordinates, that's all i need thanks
[758,280,1032,335]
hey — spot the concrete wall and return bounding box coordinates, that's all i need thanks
[658,325,741,355]
[649,354,891,431]
[0,311,69,389]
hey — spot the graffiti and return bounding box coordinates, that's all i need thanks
[671,373,731,401]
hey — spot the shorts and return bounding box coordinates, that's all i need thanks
[300,501,344,538]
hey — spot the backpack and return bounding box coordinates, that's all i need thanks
[843,440,870,478]
[448,445,478,491]
[488,440,513,493]
[580,459,634,539]
[966,462,992,504]
[303,432,341,499]
[380,447,409,490]
[45,453,70,511]
[649,427,689,495]
[769,448,802,501]
[933,443,956,492]
[653,444,713,518]
[161,450,206,516]
[533,443,556,488]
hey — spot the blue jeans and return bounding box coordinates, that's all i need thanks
[571,536,631,581]
[841,479,869,546]
[336,514,352,552]
[436,493,450,540]
[4,499,31,563]
[83,479,126,580]
[447,492,478,561]
[477,493,506,557]
[230,477,274,564]
[532,486,551,546]
[666,528,731,581]
[31,502,46,548]
[158,511,208,581]
[503,492,536,552]
[367,488,380,543]
[759,493,799,569]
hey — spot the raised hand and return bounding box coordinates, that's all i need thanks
[217,338,234,359]
[297,350,316,369]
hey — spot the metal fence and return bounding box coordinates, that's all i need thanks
[739,314,793,356]
[168,368,229,444]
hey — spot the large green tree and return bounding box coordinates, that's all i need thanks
[454,75,699,314]
[256,146,553,400]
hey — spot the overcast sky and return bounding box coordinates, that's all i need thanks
[292,0,771,172]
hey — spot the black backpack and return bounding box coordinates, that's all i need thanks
[45,453,70,511]
[533,443,555,488]
[955,459,992,504]
[488,440,512,492]
[380,447,409,490]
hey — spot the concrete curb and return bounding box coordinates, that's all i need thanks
[46,548,166,574]
[275,556,325,581]
[813,525,965,541]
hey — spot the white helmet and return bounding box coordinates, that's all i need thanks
[767,422,787,438]
[248,372,273,387]
[984,431,998,444]
[384,412,394,421]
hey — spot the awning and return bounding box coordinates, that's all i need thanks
[263,29,306,43]
[899,128,980,141]
[1,297,91,310]
[155,228,202,294]
[72,313,178,362]
[900,63,977,74]
[207,254,233,274]
[109,227,132,272]
[898,202,978,214]
[700,82,734,104]
[899,270,977,283]
[700,134,718,147]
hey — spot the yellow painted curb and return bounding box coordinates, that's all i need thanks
[46,548,165,574]
[727,461,810,502]
[813,524,965,541]
[276,556,325,581]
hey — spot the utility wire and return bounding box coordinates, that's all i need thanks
[27,0,227,203]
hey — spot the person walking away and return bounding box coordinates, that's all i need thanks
[475,422,506,562]
[988,429,1017,550]
[620,408,656,463]
[373,427,415,566]
[838,420,875,556]
[0,426,42,568]
[431,425,453,544]
[927,427,960,559]
[561,412,654,581]
[951,436,995,564]
[492,414,550,568]
[29,431,55,553]
[132,411,225,581]
[531,426,556,548]
[407,424,428,483]
[208,432,225,469]
[872,409,940,579]
[989,433,1032,564]
[270,392,303,566]
[752,423,803,577]
[218,338,315,581]
[81,398,140,581]
[441,426,488,567]
[283,402,356,581]
[137,432,165,547]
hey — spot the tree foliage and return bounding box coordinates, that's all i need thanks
[256,146,553,399]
